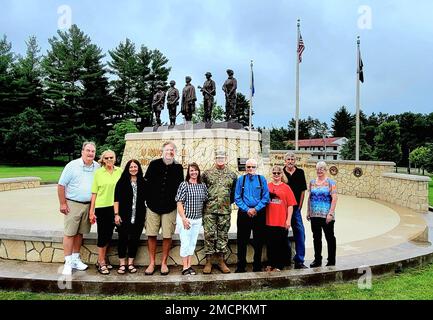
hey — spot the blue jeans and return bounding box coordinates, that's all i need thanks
[289,207,306,264]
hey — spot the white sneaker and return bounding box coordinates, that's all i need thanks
[62,263,72,275]
[72,258,88,271]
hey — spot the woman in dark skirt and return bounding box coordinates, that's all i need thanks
[114,159,147,274]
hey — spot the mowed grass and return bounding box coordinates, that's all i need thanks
[2,263,433,300]
[0,165,63,183]
[429,178,433,206]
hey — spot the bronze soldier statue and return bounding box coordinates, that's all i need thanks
[166,80,180,126]
[181,76,197,122]
[222,69,237,122]
[199,72,216,123]
[152,85,165,126]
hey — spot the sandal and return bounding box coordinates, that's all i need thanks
[96,262,110,275]
[182,268,191,275]
[128,264,137,274]
[188,267,196,275]
[144,265,155,276]
[160,265,169,276]
[117,265,126,274]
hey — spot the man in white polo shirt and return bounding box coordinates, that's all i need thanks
[58,141,100,275]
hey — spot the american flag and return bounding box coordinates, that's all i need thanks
[298,33,305,63]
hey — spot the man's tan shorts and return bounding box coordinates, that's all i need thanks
[145,208,177,239]
[64,200,91,236]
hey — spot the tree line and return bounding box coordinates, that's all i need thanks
[266,106,433,172]
[0,25,254,164]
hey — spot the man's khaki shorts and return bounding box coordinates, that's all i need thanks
[64,200,91,236]
[145,208,177,239]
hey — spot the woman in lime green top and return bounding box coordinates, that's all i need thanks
[89,150,122,275]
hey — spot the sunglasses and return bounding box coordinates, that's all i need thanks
[272,172,282,175]
[246,166,256,169]
[104,156,114,160]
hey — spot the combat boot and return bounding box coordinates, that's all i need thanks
[202,255,213,274]
[217,253,231,273]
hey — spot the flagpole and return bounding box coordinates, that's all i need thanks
[249,60,253,131]
[355,36,361,161]
[295,19,301,151]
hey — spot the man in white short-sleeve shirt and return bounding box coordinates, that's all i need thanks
[58,141,100,275]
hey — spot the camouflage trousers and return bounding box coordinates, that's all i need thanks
[203,213,231,255]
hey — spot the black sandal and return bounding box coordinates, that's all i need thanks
[182,268,191,275]
[96,262,110,275]
[117,265,126,274]
[128,264,137,274]
[188,267,196,275]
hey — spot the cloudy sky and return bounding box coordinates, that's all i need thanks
[2,0,432,128]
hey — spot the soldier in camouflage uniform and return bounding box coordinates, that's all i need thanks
[201,151,238,274]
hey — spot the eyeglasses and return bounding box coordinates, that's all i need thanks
[272,172,282,175]
[104,156,114,160]
[246,166,256,169]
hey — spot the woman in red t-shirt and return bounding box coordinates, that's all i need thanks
[265,165,297,271]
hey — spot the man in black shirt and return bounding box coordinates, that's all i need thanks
[283,152,308,269]
[144,141,184,275]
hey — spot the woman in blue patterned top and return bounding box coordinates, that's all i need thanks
[176,163,208,275]
[307,161,338,268]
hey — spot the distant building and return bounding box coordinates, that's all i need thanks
[288,137,348,161]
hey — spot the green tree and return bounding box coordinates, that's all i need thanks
[108,38,138,121]
[340,133,374,161]
[409,146,430,175]
[235,92,253,127]
[374,121,402,163]
[99,119,139,163]
[0,35,15,155]
[288,116,329,140]
[395,112,427,166]
[192,102,224,124]
[424,143,433,174]
[42,24,109,158]
[331,106,355,137]
[270,127,290,150]
[3,108,53,161]
[108,40,171,129]
[10,36,44,114]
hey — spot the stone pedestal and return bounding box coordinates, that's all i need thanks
[122,125,264,174]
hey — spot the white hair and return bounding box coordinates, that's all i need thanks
[316,161,327,170]
[246,158,258,167]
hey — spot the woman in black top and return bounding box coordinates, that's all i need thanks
[114,159,147,274]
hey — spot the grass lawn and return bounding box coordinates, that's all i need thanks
[429,176,433,206]
[1,263,433,300]
[0,165,63,183]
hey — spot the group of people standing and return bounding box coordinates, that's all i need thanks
[58,141,338,276]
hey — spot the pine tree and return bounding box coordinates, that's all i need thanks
[374,121,402,163]
[108,38,138,122]
[10,36,44,114]
[331,106,355,138]
[0,35,15,153]
[42,25,109,158]
[235,92,253,127]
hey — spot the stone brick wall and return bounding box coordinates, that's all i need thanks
[122,129,262,174]
[0,237,262,267]
[379,173,430,212]
[0,177,41,192]
[268,151,431,212]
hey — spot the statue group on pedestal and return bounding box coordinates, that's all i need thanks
[151,69,237,127]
